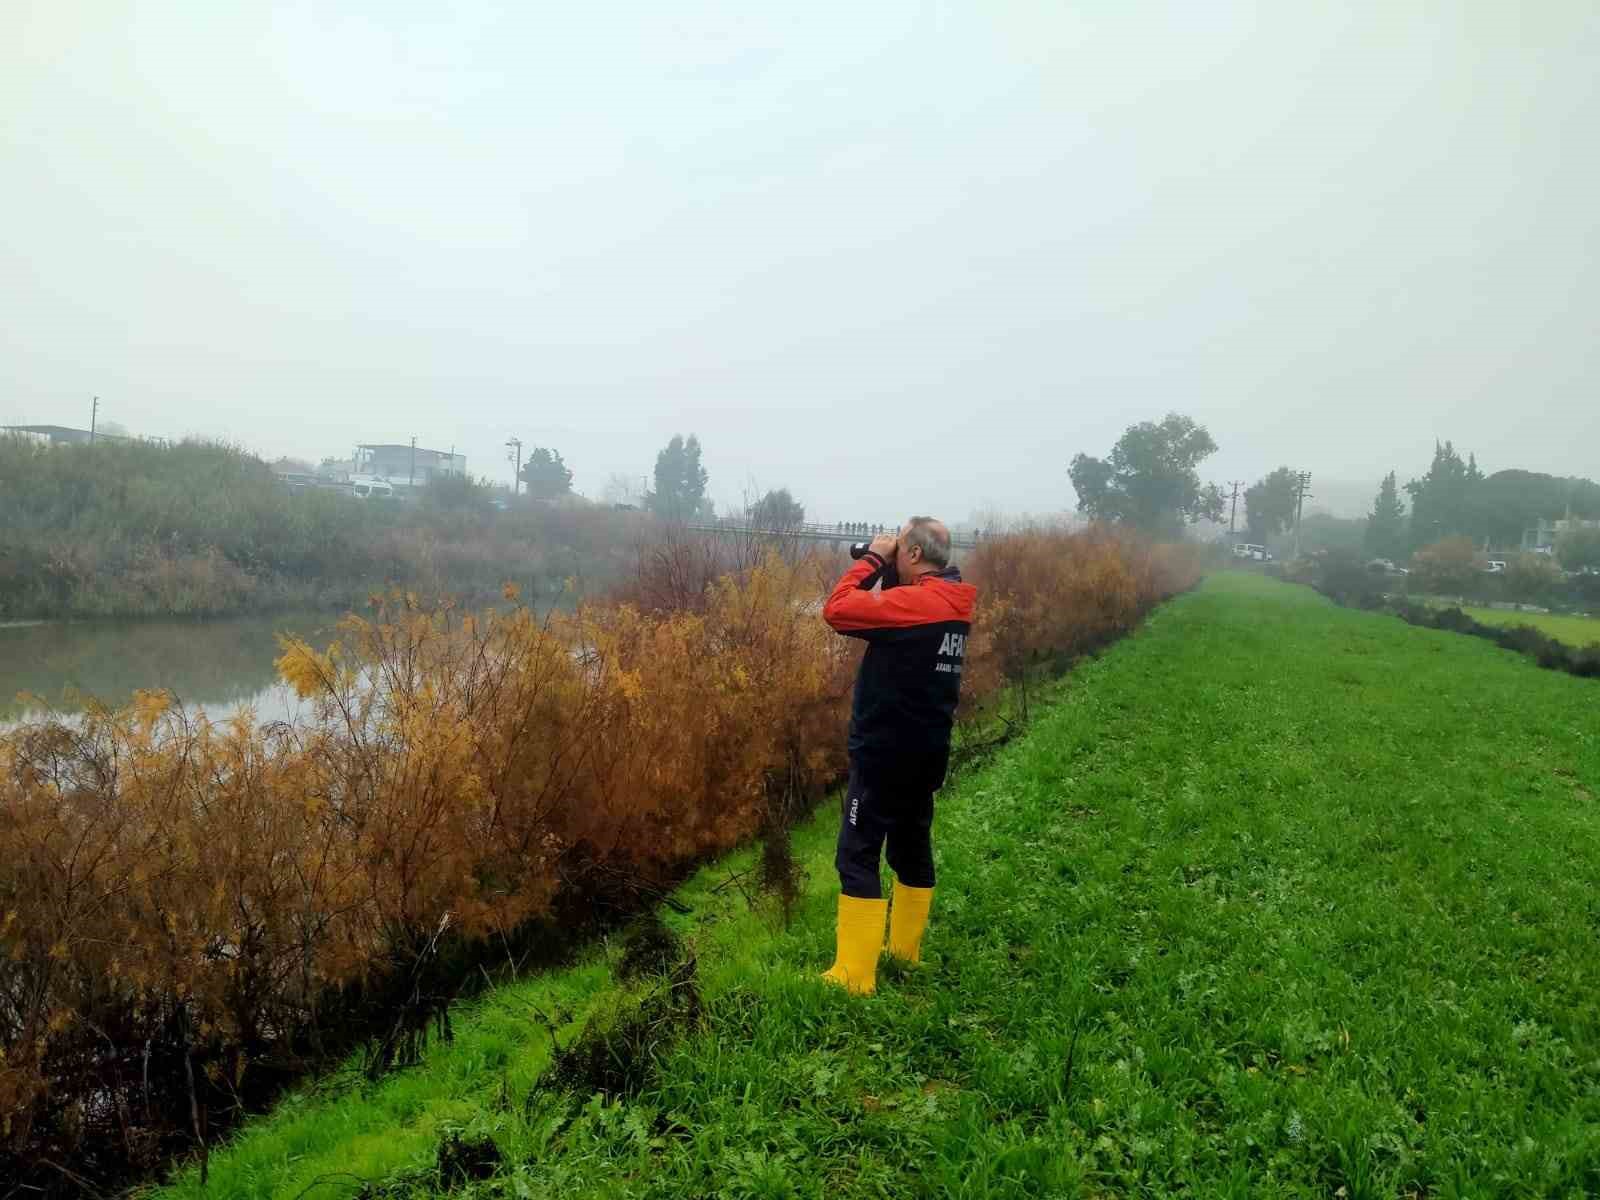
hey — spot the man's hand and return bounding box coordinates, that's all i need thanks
[868,533,898,561]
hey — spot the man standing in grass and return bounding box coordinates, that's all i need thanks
[819,517,978,994]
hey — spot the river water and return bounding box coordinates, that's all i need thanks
[0,612,342,729]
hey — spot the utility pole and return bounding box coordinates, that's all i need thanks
[90,396,98,444]
[505,436,523,497]
[1227,480,1245,535]
[409,436,417,486]
[1293,471,1313,560]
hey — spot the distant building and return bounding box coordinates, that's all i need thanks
[2,424,149,446]
[1522,517,1600,553]
[4,424,96,445]
[354,443,465,485]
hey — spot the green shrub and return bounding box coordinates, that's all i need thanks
[1502,552,1563,602]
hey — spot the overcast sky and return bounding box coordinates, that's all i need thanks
[4,2,1596,521]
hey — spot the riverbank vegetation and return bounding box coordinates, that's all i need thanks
[0,523,1201,1192]
[0,437,644,619]
[151,574,1600,1198]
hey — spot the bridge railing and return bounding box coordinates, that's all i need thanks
[682,519,980,549]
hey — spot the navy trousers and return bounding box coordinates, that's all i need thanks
[835,760,937,899]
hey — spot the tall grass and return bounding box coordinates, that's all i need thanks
[0,524,1200,1191]
[0,437,642,617]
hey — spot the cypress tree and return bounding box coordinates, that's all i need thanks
[1364,471,1408,560]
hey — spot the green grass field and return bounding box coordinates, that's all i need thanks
[1453,605,1600,650]
[152,575,1600,1199]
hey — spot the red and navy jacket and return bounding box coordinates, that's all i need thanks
[822,552,978,786]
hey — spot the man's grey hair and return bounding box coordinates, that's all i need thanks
[905,516,950,568]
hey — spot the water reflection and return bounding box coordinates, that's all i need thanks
[0,612,342,727]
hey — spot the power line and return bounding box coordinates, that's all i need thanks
[505,436,523,497]
[1227,480,1245,535]
[1293,471,1314,560]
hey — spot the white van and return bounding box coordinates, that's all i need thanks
[350,476,395,500]
[1232,543,1271,562]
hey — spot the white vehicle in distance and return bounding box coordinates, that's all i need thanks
[350,475,395,500]
[1483,560,1508,574]
[1232,543,1272,562]
[1367,558,1410,576]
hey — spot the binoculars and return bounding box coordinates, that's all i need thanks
[849,542,899,588]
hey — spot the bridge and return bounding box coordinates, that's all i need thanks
[681,520,981,551]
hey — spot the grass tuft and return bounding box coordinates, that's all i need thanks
[539,957,702,1102]
[432,1132,503,1190]
[613,912,685,985]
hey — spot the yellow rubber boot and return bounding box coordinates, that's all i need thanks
[820,894,888,995]
[887,881,934,964]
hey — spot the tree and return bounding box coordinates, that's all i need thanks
[1557,527,1600,572]
[1409,536,1481,594]
[1503,553,1563,601]
[1067,413,1224,535]
[519,447,573,501]
[1405,441,1481,549]
[1243,467,1300,543]
[747,488,805,530]
[1474,470,1600,548]
[649,434,710,519]
[1364,471,1408,560]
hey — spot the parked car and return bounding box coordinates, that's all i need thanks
[1232,543,1271,562]
[350,476,395,500]
[1484,560,1508,574]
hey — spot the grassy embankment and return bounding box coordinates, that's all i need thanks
[153,574,1600,1198]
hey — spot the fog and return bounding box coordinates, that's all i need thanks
[5,2,1596,522]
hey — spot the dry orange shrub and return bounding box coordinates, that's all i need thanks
[0,524,1198,1184]
[962,525,1199,713]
